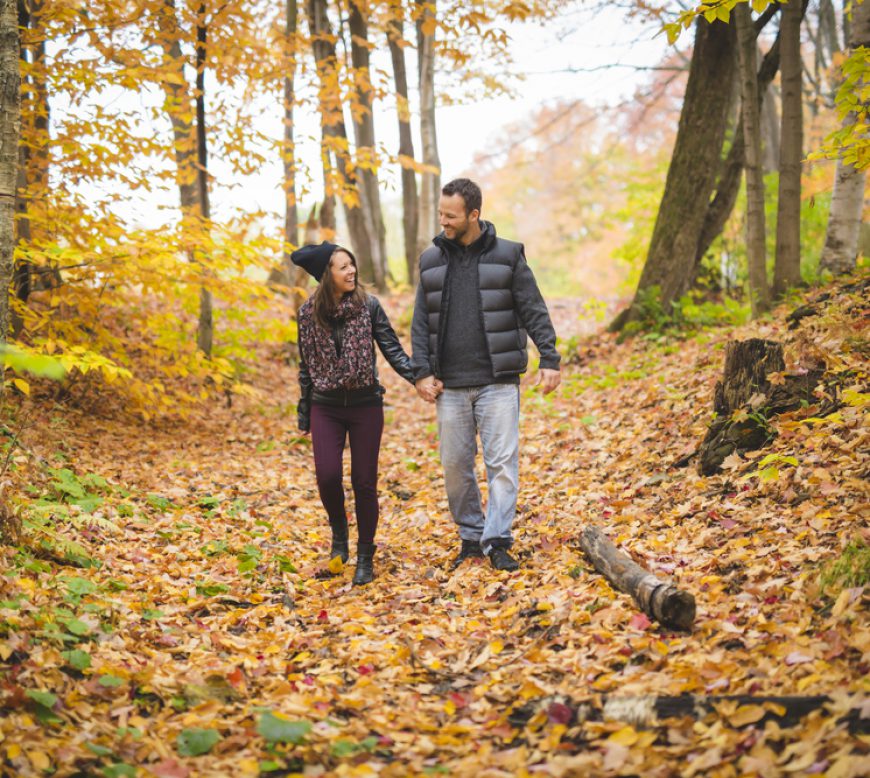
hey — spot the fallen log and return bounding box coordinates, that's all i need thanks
[509,694,867,734]
[580,526,695,631]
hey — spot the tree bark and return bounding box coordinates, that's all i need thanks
[610,18,735,332]
[283,0,308,316]
[696,338,825,475]
[348,0,387,291]
[693,33,782,280]
[579,526,696,631]
[387,7,419,285]
[510,693,864,734]
[773,0,804,297]
[416,0,440,253]
[0,0,19,345]
[194,1,213,357]
[820,0,870,276]
[308,0,375,285]
[735,2,770,317]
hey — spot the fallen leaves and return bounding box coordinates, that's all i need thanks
[0,285,867,774]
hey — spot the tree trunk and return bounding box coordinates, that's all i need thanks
[735,3,770,317]
[308,0,375,285]
[156,0,214,355]
[0,0,19,345]
[194,2,213,357]
[773,0,804,297]
[348,1,387,291]
[387,9,419,286]
[820,0,870,276]
[696,338,826,475]
[693,34,782,280]
[283,0,307,316]
[13,0,31,322]
[579,526,696,631]
[416,0,440,252]
[609,18,736,332]
[510,693,863,734]
[760,81,780,173]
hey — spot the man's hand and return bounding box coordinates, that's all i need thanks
[416,376,443,403]
[536,368,561,395]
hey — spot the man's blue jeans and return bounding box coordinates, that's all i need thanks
[436,384,520,555]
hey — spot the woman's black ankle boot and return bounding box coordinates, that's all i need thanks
[329,519,349,563]
[352,542,376,586]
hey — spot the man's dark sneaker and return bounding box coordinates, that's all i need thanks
[488,547,519,571]
[451,539,484,569]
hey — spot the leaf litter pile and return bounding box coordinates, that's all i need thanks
[0,279,867,777]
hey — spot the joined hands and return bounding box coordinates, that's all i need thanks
[415,376,444,403]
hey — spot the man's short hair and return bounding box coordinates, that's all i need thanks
[442,178,482,216]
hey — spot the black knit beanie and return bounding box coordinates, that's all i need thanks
[290,241,338,282]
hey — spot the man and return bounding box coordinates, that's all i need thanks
[411,178,561,572]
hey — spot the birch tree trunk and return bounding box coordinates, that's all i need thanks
[773,0,804,297]
[348,1,387,291]
[308,0,375,284]
[735,2,770,317]
[387,8,419,285]
[820,0,870,275]
[416,0,440,252]
[0,0,19,345]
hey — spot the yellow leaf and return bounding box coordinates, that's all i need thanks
[728,705,765,727]
[832,589,852,618]
[28,750,51,770]
[608,725,639,746]
[489,639,505,655]
[444,700,456,715]
[327,555,344,574]
[12,378,30,395]
[6,744,20,759]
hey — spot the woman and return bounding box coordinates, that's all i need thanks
[292,241,415,586]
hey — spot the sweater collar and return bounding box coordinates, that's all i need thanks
[434,219,496,255]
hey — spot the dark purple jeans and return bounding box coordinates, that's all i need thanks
[310,403,384,544]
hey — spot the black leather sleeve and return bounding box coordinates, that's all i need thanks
[297,351,313,431]
[369,297,415,384]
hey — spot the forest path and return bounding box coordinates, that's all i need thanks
[1,292,865,776]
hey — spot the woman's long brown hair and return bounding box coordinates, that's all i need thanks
[311,247,368,330]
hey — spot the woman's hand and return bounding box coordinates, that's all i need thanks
[415,376,443,403]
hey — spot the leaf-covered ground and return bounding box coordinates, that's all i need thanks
[1,280,867,777]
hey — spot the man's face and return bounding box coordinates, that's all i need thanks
[439,193,478,242]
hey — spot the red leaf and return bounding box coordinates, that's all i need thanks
[317,610,329,622]
[357,664,375,675]
[227,667,245,688]
[449,691,470,709]
[629,613,651,630]
[152,760,190,778]
[547,702,573,725]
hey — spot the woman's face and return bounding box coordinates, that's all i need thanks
[329,251,357,296]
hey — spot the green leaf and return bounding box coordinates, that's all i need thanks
[195,582,229,597]
[0,346,66,379]
[86,742,114,756]
[176,727,221,757]
[64,577,97,597]
[26,689,58,708]
[142,609,164,620]
[99,675,125,688]
[331,739,360,758]
[62,649,92,671]
[256,711,311,744]
[63,618,91,636]
[102,764,137,778]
